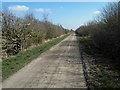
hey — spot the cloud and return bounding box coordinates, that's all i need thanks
[35,8,52,14]
[8,5,29,11]
[80,23,84,26]
[35,8,45,12]
[93,10,101,15]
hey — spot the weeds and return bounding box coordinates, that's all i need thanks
[77,36,120,89]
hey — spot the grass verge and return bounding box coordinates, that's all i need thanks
[2,34,69,81]
[77,35,120,89]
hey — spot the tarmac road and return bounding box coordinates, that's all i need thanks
[3,33,87,88]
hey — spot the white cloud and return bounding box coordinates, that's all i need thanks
[35,8,45,12]
[8,5,29,11]
[93,10,101,15]
[80,23,84,26]
[35,8,52,14]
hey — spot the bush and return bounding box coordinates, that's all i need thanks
[2,12,69,58]
[76,2,120,61]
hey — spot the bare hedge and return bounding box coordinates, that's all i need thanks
[76,2,120,61]
[2,12,69,58]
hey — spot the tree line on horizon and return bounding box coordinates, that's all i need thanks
[2,11,69,58]
[75,2,120,62]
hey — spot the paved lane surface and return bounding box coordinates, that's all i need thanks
[3,34,87,88]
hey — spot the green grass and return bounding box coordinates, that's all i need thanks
[2,34,69,81]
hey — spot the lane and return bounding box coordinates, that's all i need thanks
[2,33,87,88]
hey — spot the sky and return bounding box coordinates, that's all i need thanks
[2,2,109,30]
